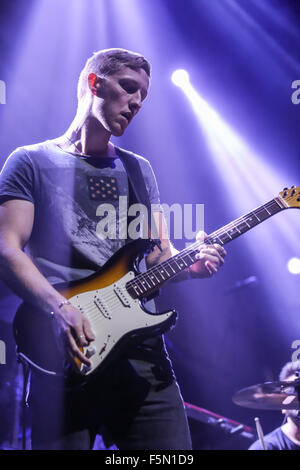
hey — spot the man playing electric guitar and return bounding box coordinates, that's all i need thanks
[0,49,226,450]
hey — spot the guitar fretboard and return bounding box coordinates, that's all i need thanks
[125,197,284,300]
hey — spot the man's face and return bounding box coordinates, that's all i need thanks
[91,66,149,137]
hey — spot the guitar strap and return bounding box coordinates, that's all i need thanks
[115,146,154,239]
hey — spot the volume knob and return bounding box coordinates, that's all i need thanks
[86,346,96,358]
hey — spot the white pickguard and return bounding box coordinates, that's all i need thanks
[69,271,174,375]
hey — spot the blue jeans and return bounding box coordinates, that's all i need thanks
[29,337,192,450]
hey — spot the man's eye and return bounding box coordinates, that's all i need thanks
[121,82,137,94]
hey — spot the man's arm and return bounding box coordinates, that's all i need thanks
[0,199,93,367]
[145,211,226,279]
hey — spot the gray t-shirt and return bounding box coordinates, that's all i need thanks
[249,426,300,450]
[0,140,161,285]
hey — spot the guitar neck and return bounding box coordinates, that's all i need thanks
[126,197,285,300]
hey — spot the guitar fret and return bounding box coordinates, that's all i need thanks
[210,235,224,245]
[187,253,196,263]
[163,267,172,278]
[238,221,251,232]
[135,283,145,295]
[264,205,271,215]
[148,275,157,287]
[274,197,284,209]
[176,257,188,269]
[152,271,160,283]
[173,258,182,270]
[159,269,166,280]
[182,253,194,265]
[255,208,271,221]
[167,261,176,274]
[133,285,140,295]
[252,211,260,222]
[141,277,152,289]
[179,257,188,267]
[221,233,232,243]
[227,226,240,236]
[163,263,175,276]
[138,280,146,290]
[156,270,165,282]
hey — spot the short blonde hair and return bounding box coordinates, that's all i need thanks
[77,48,151,101]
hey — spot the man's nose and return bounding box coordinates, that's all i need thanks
[129,91,142,113]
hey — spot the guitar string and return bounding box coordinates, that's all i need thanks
[126,198,282,293]
[75,199,282,305]
[70,198,283,314]
[70,196,290,357]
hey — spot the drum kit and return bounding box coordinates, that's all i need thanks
[183,378,300,449]
[232,377,300,449]
[233,379,300,411]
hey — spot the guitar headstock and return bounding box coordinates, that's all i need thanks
[279,186,300,208]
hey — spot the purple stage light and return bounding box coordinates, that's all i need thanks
[171,69,190,88]
[173,71,300,333]
[287,257,300,275]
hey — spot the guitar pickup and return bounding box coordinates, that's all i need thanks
[114,285,130,307]
[94,295,111,319]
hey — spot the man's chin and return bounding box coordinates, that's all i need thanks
[111,125,125,137]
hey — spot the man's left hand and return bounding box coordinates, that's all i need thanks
[189,231,226,278]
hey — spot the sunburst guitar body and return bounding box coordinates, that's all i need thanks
[13,238,177,378]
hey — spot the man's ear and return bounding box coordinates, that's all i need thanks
[88,73,100,96]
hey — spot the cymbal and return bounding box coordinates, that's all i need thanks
[233,380,300,410]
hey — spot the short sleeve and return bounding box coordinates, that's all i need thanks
[248,439,263,450]
[0,148,35,204]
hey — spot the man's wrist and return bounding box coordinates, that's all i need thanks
[50,299,71,317]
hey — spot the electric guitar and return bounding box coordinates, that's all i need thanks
[13,186,300,378]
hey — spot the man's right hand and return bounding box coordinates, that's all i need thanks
[52,303,95,370]
[0,199,95,371]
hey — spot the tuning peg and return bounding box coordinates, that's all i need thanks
[283,187,288,191]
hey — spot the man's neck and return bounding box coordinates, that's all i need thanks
[56,115,114,158]
[74,116,111,155]
[281,419,300,445]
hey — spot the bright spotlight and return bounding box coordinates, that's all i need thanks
[171,69,190,88]
[287,257,300,274]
